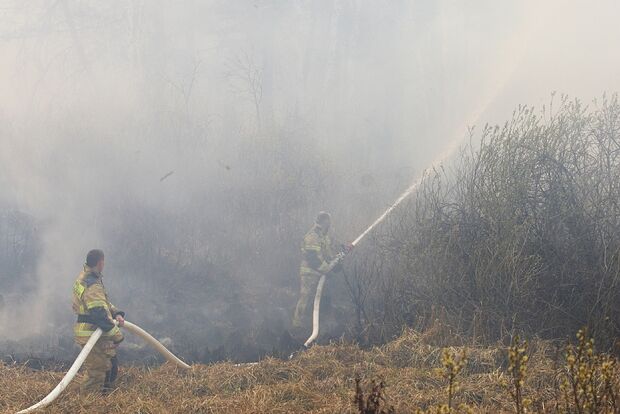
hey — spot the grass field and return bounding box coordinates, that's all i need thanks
[3,326,618,413]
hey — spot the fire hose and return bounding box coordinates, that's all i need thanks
[298,0,545,347]
[303,180,423,348]
[16,320,190,414]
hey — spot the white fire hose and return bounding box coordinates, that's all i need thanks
[303,254,340,348]
[122,321,190,370]
[303,273,327,348]
[303,180,423,348]
[16,320,190,414]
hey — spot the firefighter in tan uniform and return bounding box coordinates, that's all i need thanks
[292,212,351,329]
[72,249,125,394]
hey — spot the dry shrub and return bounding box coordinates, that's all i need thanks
[354,376,394,414]
[348,94,620,346]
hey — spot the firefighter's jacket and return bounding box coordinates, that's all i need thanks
[300,224,335,276]
[72,265,124,345]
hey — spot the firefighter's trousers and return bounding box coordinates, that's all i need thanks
[79,340,118,394]
[292,273,322,328]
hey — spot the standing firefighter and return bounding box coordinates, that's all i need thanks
[292,212,351,330]
[72,249,125,394]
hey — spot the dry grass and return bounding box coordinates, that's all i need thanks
[4,328,616,413]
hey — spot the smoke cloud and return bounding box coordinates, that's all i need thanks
[1,0,619,359]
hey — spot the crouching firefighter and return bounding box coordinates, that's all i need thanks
[72,249,125,394]
[292,211,352,331]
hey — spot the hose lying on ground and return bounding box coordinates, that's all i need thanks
[16,320,190,414]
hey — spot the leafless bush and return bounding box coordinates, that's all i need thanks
[350,94,620,346]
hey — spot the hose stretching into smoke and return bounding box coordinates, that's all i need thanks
[16,320,189,414]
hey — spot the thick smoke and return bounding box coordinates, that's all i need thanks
[1,1,619,360]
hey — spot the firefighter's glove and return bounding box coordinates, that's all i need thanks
[327,252,346,273]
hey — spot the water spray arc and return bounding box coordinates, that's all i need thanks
[16,321,190,414]
[301,0,544,348]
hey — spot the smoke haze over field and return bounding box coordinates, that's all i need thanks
[1,1,619,359]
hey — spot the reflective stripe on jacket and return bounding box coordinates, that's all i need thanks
[72,265,123,344]
[300,224,334,276]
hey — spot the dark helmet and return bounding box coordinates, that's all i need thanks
[316,211,331,227]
